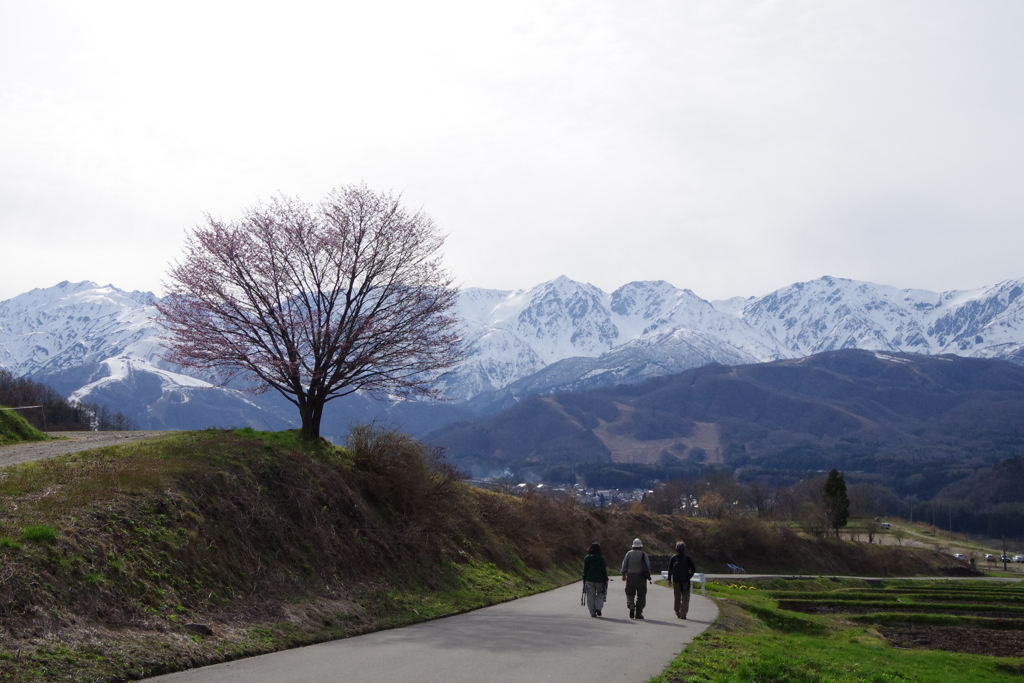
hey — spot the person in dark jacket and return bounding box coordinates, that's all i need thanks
[582,542,609,617]
[620,538,652,619]
[667,541,697,619]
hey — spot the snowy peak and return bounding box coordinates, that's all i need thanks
[449,276,788,398]
[512,276,618,361]
[720,275,1024,363]
[731,276,937,355]
[928,279,1024,354]
[0,281,163,377]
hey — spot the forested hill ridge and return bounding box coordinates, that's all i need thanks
[427,349,1024,499]
[2,275,1024,434]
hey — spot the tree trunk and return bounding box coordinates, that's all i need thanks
[298,398,324,440]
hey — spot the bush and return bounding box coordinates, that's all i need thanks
[21,525,57,543]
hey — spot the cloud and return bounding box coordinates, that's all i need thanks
[1,0,1022,301]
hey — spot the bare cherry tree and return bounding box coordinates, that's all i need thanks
[157,185,462,439]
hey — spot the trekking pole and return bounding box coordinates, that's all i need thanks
[581,583,586,606]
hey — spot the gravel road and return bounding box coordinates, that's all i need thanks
[0,431,173,468]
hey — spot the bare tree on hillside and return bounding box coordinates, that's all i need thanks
[863,517,881,544]
[744,480,776,518]
[158,185,462,439]
[645,481,683,514]
[699,490,727,519]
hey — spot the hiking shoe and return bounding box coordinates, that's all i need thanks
[629,607,635,619]
[596,610,602,616]
[590,613,597,618]
[635,613,644,620]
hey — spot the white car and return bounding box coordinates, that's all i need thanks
[953,553,965,560]
[985,554,996,561]
[1014,555,1024,563]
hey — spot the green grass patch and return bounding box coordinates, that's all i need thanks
[0,407,48,445]
[662,632,1008,683]
[20,524,57,543]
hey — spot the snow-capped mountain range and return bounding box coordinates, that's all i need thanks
[2,275,1023,432]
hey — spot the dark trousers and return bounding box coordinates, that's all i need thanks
[625,575,647,615]
[673,581,691,617]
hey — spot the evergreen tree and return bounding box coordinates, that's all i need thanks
[823,468,850,537]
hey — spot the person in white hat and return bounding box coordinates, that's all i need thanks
[620,538,652,619]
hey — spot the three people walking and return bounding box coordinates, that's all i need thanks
[584,538,698,621]
[581,542,609,617]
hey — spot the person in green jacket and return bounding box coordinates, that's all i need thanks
[582,542,609,617]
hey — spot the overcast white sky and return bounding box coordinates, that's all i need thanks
[1,1,1022,302]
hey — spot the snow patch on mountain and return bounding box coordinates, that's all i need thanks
[68,357,213,404]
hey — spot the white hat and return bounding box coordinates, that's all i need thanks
[632,538,643,548]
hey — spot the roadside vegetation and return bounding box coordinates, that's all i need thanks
[652,578,1024,683]
[0,406,48,445]
[0,427,965,682]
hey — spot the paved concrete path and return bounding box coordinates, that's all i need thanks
[143,581,718,683]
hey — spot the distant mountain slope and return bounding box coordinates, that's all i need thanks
[938,456,1024,506]
[426,350,1024,495]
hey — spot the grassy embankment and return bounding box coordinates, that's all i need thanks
[0,407,48,446]
[652,578,1024,683]
[0,427,963,682]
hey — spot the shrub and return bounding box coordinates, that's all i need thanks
[21,525,57,543]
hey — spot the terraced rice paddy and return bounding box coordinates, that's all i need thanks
[773,580,1024,657]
